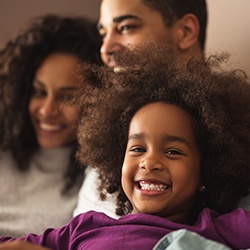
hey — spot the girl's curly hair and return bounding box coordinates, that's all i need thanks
[0,14,102,193]
[77,45,250,221]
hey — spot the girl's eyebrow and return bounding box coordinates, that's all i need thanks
[97,14,140,31]
[128,133,145,141]
[164,135,191,149]
[128,133,191,149]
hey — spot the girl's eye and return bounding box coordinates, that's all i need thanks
[165,149,183,155]
[130,147,145,153]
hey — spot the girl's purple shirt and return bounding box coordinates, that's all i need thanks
[0,208,249,250]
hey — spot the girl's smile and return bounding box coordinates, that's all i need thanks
[135,179,171,196]
[122,102,201,223]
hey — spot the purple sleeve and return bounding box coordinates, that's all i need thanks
[214,208,250,249]
[0,213,86,250]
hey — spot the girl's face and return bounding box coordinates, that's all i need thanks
[29,53,80,149]
[122,102,201,223]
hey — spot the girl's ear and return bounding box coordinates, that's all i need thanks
[175,13,200,51]
[199,185,206,193]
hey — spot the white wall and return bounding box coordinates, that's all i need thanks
[0,0,101,46]
[0,0,249,76]
[206,0,250,76]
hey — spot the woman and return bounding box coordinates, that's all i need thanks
[0,14,101,237]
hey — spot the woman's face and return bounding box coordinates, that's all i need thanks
[29,53,80,148]
[122,102,201,223]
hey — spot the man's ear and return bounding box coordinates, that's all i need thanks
[176,14,200,51]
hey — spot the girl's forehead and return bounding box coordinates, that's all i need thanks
[129,102,196,142]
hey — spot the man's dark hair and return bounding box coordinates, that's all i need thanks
[142,0,207,51]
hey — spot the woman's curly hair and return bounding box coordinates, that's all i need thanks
[0,14,102,193]
[77,45,250,221]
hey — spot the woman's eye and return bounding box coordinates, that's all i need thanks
[32,89,46,97]
[57,93,76,104]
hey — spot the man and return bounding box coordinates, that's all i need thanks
[74,0,208,219]
[98,0,207,70]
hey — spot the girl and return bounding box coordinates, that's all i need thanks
[1,46,250,249]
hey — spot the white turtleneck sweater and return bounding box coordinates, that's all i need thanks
[0,147,81,237]
[73,166,119,219]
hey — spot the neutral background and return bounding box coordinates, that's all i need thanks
[0,0,249,76]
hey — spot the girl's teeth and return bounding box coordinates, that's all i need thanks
[139,181,167,191]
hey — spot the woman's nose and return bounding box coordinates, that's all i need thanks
[38,97,59,118]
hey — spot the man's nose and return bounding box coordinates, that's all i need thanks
[100,32,124,66]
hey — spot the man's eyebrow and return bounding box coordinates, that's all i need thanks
[97,14,140,31]
[113,14,140,23]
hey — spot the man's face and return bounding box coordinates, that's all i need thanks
[98,0,178,68]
